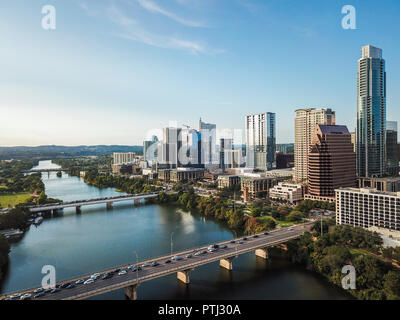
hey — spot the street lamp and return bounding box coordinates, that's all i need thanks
[133,251,139,285]
[170,232,174,258]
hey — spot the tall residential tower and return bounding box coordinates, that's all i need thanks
[356,45,387,178]
[245,112,276,170]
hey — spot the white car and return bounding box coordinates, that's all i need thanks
[118,270,127,276]
[84,279,95,285]
[20,293,32,300]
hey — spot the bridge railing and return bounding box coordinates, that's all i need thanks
[66,233,303,300]
[0,224,311,299]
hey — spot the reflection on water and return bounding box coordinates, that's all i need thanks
[0,161,351,300]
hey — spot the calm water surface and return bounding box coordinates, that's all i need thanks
[0,160,351,300]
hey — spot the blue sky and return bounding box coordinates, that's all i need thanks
[1,0,399,146]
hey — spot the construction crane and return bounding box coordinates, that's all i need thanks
[182,124,190,129]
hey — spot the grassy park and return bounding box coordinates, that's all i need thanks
[0,193,31,208]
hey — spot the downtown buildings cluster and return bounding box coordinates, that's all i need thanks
[114,45,400,237]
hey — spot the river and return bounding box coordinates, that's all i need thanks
[0,160,351,300]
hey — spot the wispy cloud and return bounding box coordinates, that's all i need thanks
[107,5,136,26]
[137,0,207,27]
[77,1,222,55]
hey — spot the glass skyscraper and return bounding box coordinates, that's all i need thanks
[245,112,276,170]
[356,45,387,178]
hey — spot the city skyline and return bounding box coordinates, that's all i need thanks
[1,0,400,146]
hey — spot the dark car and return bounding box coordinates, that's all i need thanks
[60,283,71,289]
[102,273,113,280]
[50,288,61,294]
[34,292,45,299]
[264,232,269,235]
[253,235,259,238]
[113,269,121,274]
[220,244,227,249]
[151,261,159,267]
[230,240,235,244]
[242,237,248,241]
[66,284,76,289]
[165,259,171,264]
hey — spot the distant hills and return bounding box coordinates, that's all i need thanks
[0,145,143,160]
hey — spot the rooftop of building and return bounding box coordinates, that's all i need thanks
[336,187,400,197]
[318,124,349,135]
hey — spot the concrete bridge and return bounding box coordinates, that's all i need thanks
[0,222,313,300]
[22,169,68,174]
[28,192,160,214]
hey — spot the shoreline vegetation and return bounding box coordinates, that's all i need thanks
[16,158,400,300]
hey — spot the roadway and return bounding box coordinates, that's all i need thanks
[1,221,313,300]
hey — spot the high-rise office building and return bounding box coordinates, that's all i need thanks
[219,138,233,171]
[306,125,356,201]
[294,108,335,182]
[143,135,158,162]
[245,112,276,170]
[387,121,399,176]
[356,45,387,178]
[181,128,202,168]
[158,127,182,168]
[113,152,135,165]
[199,118,217,168]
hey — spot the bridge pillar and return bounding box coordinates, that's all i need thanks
[220,257,235,271]
[125,284,139,300]
[255,248,269,260]
[76,206,81,214]
[106,202,113,210]
[177,269,192,284]
[279,244,288,251]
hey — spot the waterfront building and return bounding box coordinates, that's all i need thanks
[269,182,304,204]
[356,45,387,178]
[336,187,400,231]
[306,124,356,202]
[294,108,335,182]
[240,175,281,199]
[113,152,135,165]
[245,112,276,170]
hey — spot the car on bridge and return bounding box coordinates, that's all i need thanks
[172,256,182,261]
[151,261,159,267]
[102,273,113,280]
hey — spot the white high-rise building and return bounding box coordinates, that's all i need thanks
[245,112,276,170]
[113,152,135,165]
[294,108,335,182]
[336,187,400,231]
